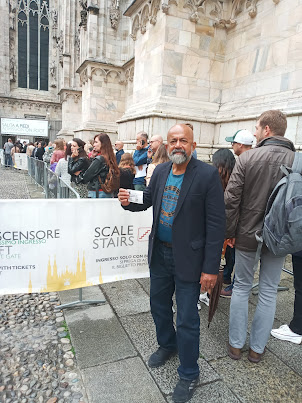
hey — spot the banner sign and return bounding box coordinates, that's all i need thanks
[1,118,48,137]
[0,199,152,295]
[14,153,28,170]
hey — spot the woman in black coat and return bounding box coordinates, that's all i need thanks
[68,138,90,197]
[76,133,120,198]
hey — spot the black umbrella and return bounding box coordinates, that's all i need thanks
[208,240,228,328]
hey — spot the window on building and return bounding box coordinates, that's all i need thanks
[17,0,50,91]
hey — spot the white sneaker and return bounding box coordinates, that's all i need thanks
[271,324,302,345]
[198,292,209,307]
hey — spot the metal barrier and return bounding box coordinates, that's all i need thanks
[26,156,80,199]
[58,178,80,199]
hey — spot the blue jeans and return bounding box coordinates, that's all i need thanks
[134,184,146,191]
[88,190,114,198]
[150,240,200,380]
[4,154,12,167]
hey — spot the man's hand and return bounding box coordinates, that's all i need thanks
[147,149,153,159]
[136,140,143,150]
[200,273,218,293]
[118,188,130,206]
[226,238,235,248]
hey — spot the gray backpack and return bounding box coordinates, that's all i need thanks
[256,152,302,257]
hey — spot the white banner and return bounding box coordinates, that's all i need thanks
[0,150,4,166]
[14,153,28,170]
[0,199,152,295]
[1,118,48,137]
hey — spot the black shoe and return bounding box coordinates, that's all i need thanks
[172,377,199,403]
[148,347,177,368]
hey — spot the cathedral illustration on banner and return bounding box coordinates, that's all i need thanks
[28,253,104,293]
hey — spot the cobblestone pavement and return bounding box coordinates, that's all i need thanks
[0,166,87,403]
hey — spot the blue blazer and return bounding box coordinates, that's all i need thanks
[124,157,226,282]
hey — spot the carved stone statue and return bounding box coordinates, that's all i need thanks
[50,61,57,87]
[9,10,16,30]
[75,29,80,58]
[10,55,16,82]
[110,7,120,30]
[79,0,88,29]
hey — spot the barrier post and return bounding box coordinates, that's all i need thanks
[44,163,49,198]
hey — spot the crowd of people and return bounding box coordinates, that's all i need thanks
[117,110,302,403]
[2,111,301,403]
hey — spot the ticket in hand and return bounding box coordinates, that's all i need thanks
[128,189,144,204]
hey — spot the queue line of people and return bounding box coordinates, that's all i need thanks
[117,110,302,403]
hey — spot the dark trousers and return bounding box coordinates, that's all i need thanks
[223,245,235,283]
[4,153,12,167]
[150,240,200,380]
[290,255,302,335]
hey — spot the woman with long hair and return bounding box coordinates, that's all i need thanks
[55,143,72,186]
[198,148,236,308]
[10,142,21,166]
[118,153,136,190]
[146,143,169,186]
[76,132,120,198]
[68,138,90,198]
[212,148,236,191]
[50,139,65,171]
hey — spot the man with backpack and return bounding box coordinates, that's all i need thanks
[224,110,295,363]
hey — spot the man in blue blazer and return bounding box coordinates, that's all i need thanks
[118,124,225,403]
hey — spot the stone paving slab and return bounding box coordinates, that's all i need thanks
[0,167,30,199]
[58,285,106,306]
[198,308,237,361]
[137,277,151,295]
[60,288,137,369]
[267,337,302,377]
[81,357,166,403]
[121,312,221,395]
[101,279,150,317]
[166,381,241,403]
[210,350,302,403]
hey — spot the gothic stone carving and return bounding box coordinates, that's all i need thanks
[162,0,178,15]
[140,5,150,35]
[57,31,64,66]
[80,69,88,86]
[110,0,120,30]
[50,61,57,88]
[130,15,140,41]
[10,55,16,82]
[75,29,80,59]
[51,10,58,39]
[0,97,61,113]
[150,0,160,25]
[61,92,81,104]
[79,0,88,30]
[183,0,261,29]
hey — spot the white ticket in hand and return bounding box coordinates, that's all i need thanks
[128,189,144,204]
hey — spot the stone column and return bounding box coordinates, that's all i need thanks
[119,1,226,159]
[57,90,82,141]
[75,61,126,143]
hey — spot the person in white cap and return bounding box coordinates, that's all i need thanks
[225,129,254,156]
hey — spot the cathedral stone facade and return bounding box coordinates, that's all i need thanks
[0,0,301,159]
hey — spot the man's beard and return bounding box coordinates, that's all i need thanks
[168,148,192,165]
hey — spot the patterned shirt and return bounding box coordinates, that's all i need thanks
[157,169,184,243]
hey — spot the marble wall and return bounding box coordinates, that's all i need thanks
[1,0,301,157]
